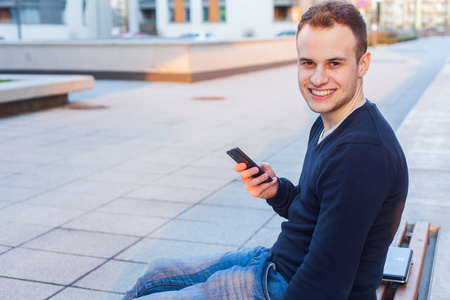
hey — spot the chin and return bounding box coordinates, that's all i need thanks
[305,99,333,114]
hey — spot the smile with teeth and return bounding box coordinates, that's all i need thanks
[311,89,334,96]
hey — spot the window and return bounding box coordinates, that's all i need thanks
[274,1,301,22]
[274,6,288,22]
[139,0,157,34]
[202,0,226,23]
[82,0,87,25]
[0,0,66,24]
[111,0,129,34]
[168,0,190,23]
[39,0,66,24]
[19,6,40,24]
[0,7,12,24]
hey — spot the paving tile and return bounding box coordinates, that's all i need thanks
[0,203,84,227]
[112,161,181,176]
[37,140,100,156]
[56,179,140,197]
[172,165,238,181]
[0,277,63,300]
[150,219,262,246]
[0,171,13,180]
[177,204,275,227]
[62,135,122,147]
[0,200,10,209]
[427,228,450,300]
[137,147,205,165]
[181,126,254,146]
[408,169,450,201]
[406,150,450,171]
[190,150,237,168]
[0,173,77,190]
[86,170,158,185]
[23,163,97,179]
[63,211,169,237]
[51,155,123,170]
[265,214,287,229]
[24,190,115,211]
[116,237,237,263]
[0,220,51,247]
[49,287,123,300]
[98,198,191,219]
[402,199,450,228]
[0,245,11,254]
[23,228,139,258]
[0,248,105,285]
[152,174,232,191]
[169,137,231,151]
[75,146,148,163]
[241,227,282,249]
[220,180,250,193]
[4,151,62,165]
[127,185,213,204]
[0,161,39,173]
[0,185,43,202]
[201,189,271,210]
[73,260,145,294]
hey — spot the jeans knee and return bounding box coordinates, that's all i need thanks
[142,257,182,279]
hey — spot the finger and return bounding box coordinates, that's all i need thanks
[249,177,278,197]
[240,166,260,181]
[246,172,270,188]
[257,162,276,177]
[234,163,247,172]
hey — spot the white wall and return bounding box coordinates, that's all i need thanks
[127,0,142,33]
[154,0,298,39]
[0,38,297,76]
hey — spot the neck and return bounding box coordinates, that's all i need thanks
[322,96,366,132]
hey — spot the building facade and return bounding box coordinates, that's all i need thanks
[379,0,450,33]
[0,0,448,41]
[0,0,304,40]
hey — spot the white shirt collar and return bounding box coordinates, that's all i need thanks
[317,99,366,144]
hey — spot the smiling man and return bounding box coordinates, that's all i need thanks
[123,1,408,299]
[238,1,408,299]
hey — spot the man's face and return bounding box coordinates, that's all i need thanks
[297,24,369,124]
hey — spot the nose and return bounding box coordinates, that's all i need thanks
[310,66,328,86]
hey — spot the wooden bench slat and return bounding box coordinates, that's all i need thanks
[393,221,430,300]
[390,219,408,247]
[376,220,408,300]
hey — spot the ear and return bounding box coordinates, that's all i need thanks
[358,51,371,77]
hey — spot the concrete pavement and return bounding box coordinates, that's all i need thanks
[0,36,449,299]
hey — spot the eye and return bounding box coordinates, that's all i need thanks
[301,61,315,67]
[329,61,340,67]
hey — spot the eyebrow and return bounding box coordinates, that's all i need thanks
[298,57,347,63]
[327,57,347,62]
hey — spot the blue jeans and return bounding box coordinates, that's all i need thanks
[122,246,288,299]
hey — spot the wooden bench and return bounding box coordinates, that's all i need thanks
[377,220,430,300]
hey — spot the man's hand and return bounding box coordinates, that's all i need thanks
[234,162,279,199]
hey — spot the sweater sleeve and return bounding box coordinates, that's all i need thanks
[266,177,301,219]
[283,143,392,300]
[266,115,323,218]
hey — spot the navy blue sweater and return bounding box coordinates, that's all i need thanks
[268,101,408,300]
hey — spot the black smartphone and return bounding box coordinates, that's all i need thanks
[226,147,273,184]
[382,247,413,284]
